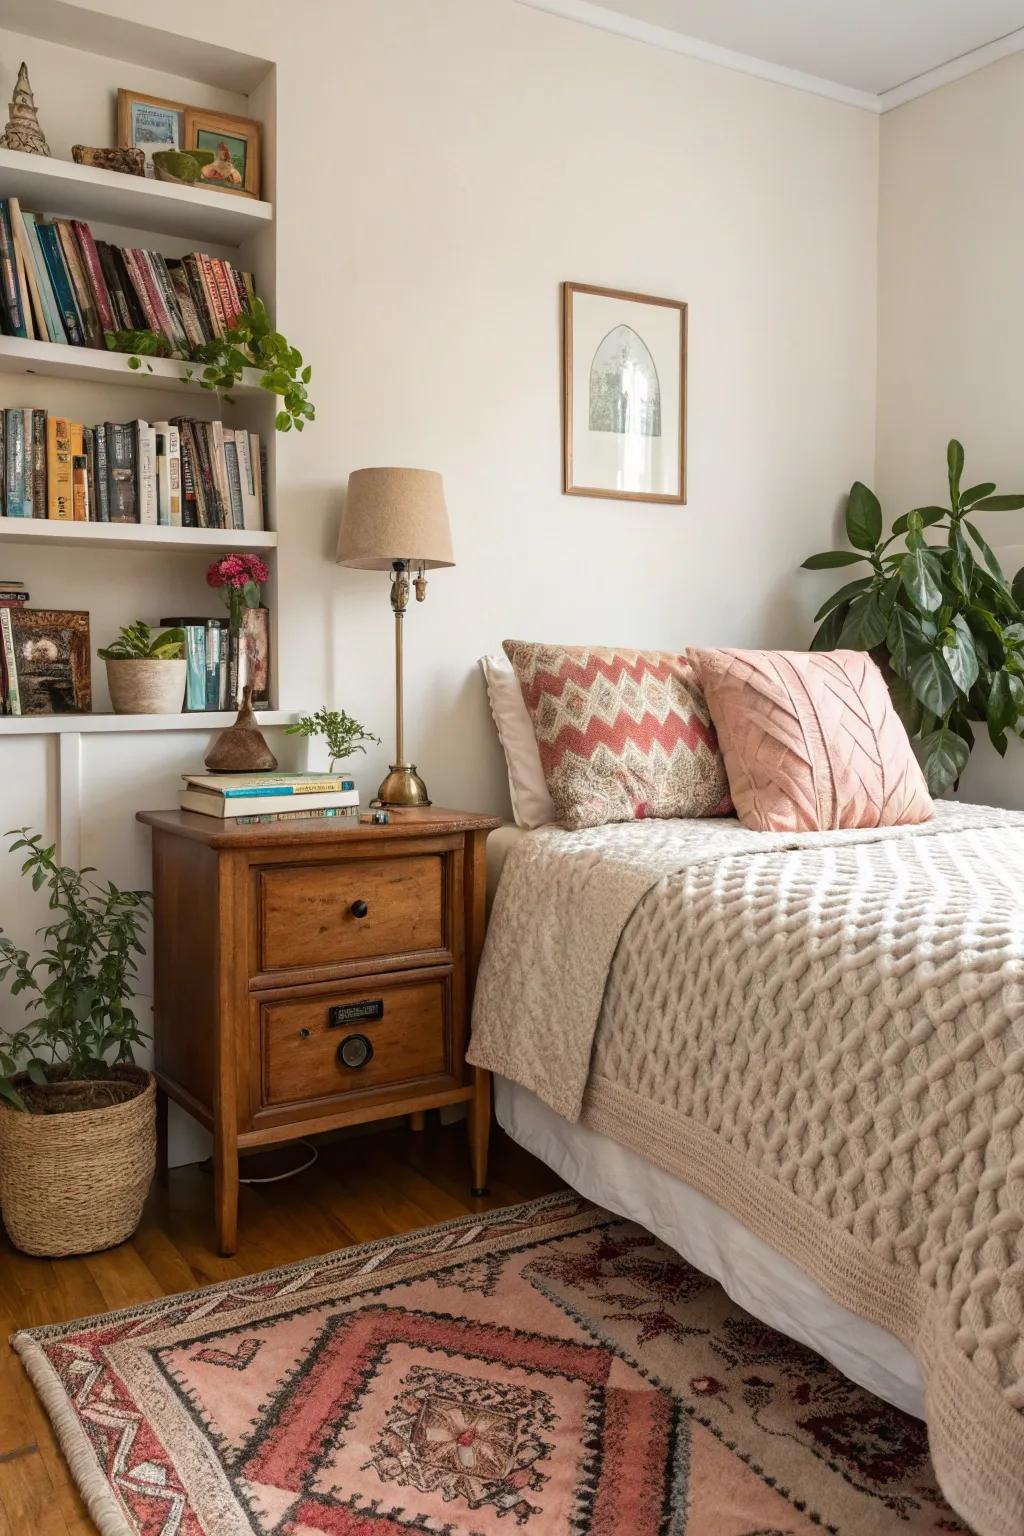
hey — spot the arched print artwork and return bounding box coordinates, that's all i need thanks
[563,282,686,503]
[589,326,662,438]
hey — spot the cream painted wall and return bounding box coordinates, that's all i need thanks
[877,52,1024,808]
[0,0,879,1161]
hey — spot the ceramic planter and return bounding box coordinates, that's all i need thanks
[105,657,187,714]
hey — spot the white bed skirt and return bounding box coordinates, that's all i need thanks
[495,1073,924,1418]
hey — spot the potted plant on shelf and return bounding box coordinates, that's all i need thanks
[0,831,155,1256]
[99,620,186,714]
[802,439,1024,795]
[285,706,381,774]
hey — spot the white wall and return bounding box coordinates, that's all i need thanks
[0,0,879,1160]
[877,52,1024,808]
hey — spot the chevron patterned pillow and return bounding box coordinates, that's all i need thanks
[502,640,732,830]
[688,647,934,832]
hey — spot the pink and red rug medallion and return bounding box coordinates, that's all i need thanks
[13,1194,967,1535]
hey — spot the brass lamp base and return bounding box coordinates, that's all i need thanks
[376,763,431,808]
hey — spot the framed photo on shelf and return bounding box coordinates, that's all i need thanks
[562,281,687,504]
[116,89,187,178]
[184,109,261,199]
[6,609,91,715]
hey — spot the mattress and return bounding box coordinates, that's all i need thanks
[494,1073,925,1419]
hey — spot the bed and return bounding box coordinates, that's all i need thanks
[469,806,1024,1536]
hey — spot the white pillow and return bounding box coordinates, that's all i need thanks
[479,653,556,828]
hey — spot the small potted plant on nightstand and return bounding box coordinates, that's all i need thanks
[99,620,186,714]
[0,831,155,1256]
[285,706,381,773]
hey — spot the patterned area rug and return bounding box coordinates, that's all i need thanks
[12,1194,967,1536]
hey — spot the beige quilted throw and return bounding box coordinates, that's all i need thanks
[468,802,1024,1536]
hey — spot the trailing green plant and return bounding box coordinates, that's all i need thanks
[97,620,185,662]
[285,707,381,773]
[105,297,315,434]
[0,832,152,1110]
[803,440,1024,796]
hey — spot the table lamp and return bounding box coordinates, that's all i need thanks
[336,467,454,807]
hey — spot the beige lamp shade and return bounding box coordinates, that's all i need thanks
[337,467,454,571]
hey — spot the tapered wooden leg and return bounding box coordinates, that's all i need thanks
[468,1067,491,1195]
[155,1085,169,1188]
[214,1118,239,1257]
[408,1110,427,1131]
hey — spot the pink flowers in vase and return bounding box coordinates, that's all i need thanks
[206,553,269,625]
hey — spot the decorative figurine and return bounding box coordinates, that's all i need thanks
[72,145,145,176]
[0,63,50,156]
[203,686,278,773]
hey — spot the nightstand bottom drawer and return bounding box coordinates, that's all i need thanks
[260,975,450,1109]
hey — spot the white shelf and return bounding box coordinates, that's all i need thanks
[0,147,272,247]
[0,334,264,394]
[0,518,276,553]
[0,709,298,736]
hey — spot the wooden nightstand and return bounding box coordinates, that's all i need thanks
[137,806,502,1254]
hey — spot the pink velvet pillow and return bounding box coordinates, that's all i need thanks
[687,648,933,833]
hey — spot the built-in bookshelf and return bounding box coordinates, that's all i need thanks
[0,15,280,731]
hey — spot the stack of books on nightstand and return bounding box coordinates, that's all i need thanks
[179,773,359,824]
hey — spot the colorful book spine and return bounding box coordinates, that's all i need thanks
[72,453,89,521]
[223,435,244,530]
[95,242,134,331]
[45,416,73,520]
[184,625,206,710]
[93,424,110,522]
[120,247,163,336]
[22,215,70,345]
[30,410,45,518]
[0,607,21,715]
[0,411,5,515]
[84,427,97,521]
[8,200,50,341]
[204,621,222,709]
[134,419,157,525]
[56,221,102,347]
[70,221,116,334]
[106,422,135,523]
[4,410,26,516]
[0,201,26,337]
[19,409,33,518]
[198,252,227,336]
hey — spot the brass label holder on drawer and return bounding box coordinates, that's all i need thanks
[328,1000,384,1029]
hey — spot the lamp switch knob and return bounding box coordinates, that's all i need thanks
[351,899,368,919]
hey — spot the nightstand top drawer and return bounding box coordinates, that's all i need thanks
[259,854,444,974]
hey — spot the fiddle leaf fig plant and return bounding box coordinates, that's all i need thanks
[106,297,314,434]
[803,440,1024,796]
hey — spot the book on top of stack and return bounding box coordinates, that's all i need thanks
[179,773,359,824]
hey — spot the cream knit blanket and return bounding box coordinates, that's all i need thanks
[467,802,1024,1536]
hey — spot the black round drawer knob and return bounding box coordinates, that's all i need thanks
[350,899,368,919]
[337,1034,373,1070]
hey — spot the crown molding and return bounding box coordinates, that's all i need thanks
[514,0,1024,115]
[512,0,880,111]
[877,27,1024,111]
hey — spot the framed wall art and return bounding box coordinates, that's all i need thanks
[116,90,186,177]
[562,281,687,504]
[184,108,261,199]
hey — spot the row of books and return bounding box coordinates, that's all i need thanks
[0,197,254,355]
[171,611,270,713]
[180,773,359,824]
[0,410,266,529]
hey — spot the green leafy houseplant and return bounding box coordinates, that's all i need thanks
[0,832,152,1111]
[106,297,315,434]
[285,707,381,774]
[803,440,1024,796]
[97,620,185,661]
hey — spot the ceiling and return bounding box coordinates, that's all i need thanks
[518,0,1024,106]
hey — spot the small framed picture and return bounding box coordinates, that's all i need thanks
[116,90,186,179]
[563,281,687,504]
[184,109,261,199]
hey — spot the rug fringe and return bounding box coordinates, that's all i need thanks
[11,1330,133,1536]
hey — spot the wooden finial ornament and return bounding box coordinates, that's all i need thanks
[204,686,278,772]
[0,63,50,155]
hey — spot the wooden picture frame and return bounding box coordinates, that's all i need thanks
[563,281,687,504]
[116,89,188,177]
[184,108,261,200]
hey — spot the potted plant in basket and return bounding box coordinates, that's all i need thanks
[0,831,155,1256]
[99,620,186,714]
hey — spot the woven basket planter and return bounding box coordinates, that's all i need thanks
[0,1066,156,1256]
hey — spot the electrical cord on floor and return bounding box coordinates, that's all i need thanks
[199,1141,319,1184]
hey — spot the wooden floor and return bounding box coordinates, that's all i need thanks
[0,1120,564,1536]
